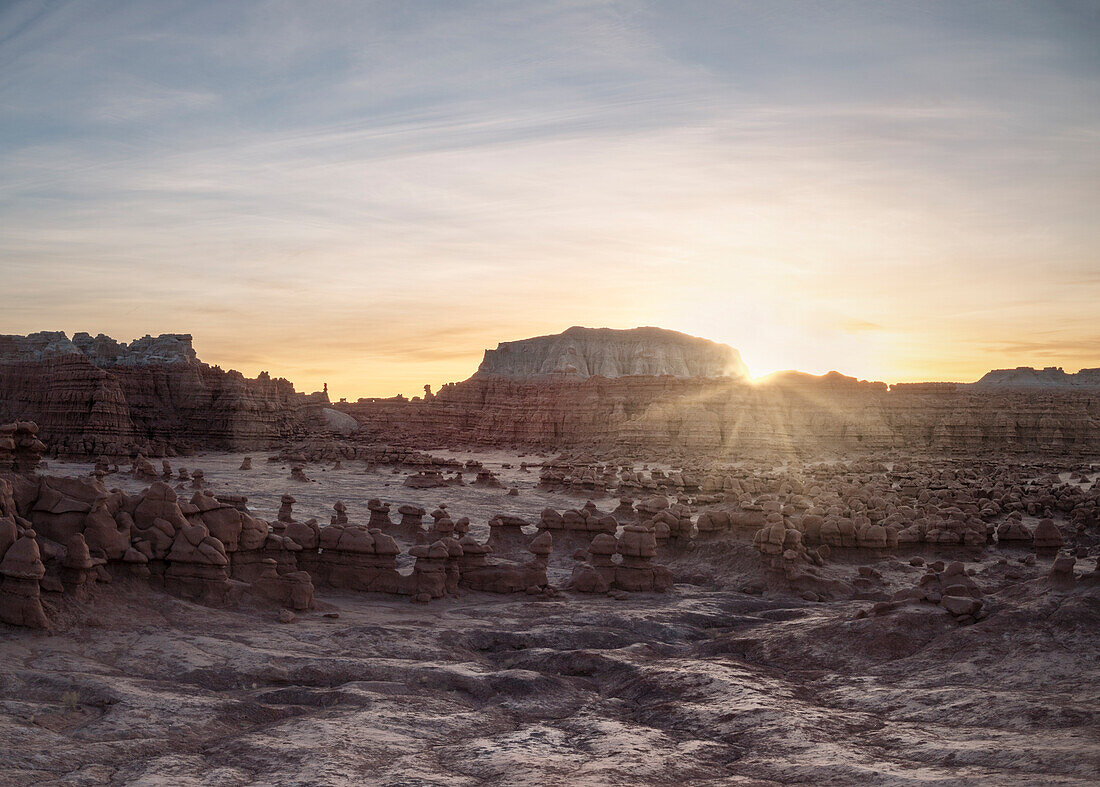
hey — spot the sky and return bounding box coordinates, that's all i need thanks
[1,0,1098,399]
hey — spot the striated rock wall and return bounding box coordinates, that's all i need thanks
[0,333,315,456]
[0,355,139,456]
[3,328,1096,458]
[883,386,1100,454]
[105,364,311,453]
[339,372,1100,457]
[474,326,749,380]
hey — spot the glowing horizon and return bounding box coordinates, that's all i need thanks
[2,1,1098,400]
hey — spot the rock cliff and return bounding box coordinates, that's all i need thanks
[4,327,1097,459]
[340,331,1100,457]
[0,331,198,366]
[474,326,749,380]
[0,333,316,456]
[340,371,1100,457]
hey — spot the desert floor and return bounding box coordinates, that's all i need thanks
[1,452,1096,785]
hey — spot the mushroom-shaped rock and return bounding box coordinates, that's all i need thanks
[539,508,564,530]
[428,541,450,560]
[367,499,392,528]
[1049,555,1077,587]
[569,562,611,593]
[284,519,320,550]
[997,518,1032,543]
[371,531,401,556]
[252,558,315,610]
[528,530,553,558]
[278,494,300,523]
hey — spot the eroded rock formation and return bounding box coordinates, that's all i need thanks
[0,332,319,456]
[474,326,749,380]
[341,370,1100,456]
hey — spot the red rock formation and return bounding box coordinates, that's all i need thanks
[0,333,315,456]
[313,524,404,593]
[250,559,314,610]
[339,372,1100,457]
[0,422,46,473]
[458,532,551,594]
[0,531,49,628]
[163,520,236,605]
[332,328,1100,456]
[60,533,97,595]
[0,356,138,456]
[569,528,672,593]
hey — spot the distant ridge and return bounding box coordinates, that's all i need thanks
[972,366,1100,389]
[473,326,750,380]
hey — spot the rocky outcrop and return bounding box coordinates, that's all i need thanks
[0,332,317,456]
[458,531,552,594]
[973,366,1100,390]
[341,370,1100,457]
[164,520,236,605]
[319,408,358,435]
[0,422,46,473]
[568,529,673,594]
[0,530,48,628]
[0,355,139,456]
[6,327,1099,459]
[0,331,197,365]
[473,326,749,380]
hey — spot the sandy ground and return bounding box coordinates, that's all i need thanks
[1,453,1097,785]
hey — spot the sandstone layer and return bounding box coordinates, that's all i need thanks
[341,372,1100,457]
[0,333,322,456]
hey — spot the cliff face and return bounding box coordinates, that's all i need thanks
[345,345,1100,456]
[4,328,1096,458]
[0,333,313,456]
[340,373,1100,457]
[0,355,138,456]
[474,326,749,380]
[342,375,895,455]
